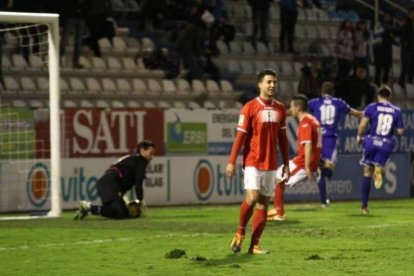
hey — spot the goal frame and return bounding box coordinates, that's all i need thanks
[0,12,61,217]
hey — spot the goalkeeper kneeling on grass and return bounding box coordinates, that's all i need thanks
[74,140,155,220]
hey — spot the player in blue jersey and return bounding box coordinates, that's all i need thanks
[356,85,405,214]
[309,82,363,207]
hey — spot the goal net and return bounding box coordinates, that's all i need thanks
[0,12,61,218]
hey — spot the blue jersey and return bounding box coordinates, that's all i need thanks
[308,96,351,137]
[363,102,404,141]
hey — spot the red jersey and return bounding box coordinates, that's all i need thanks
[230,97,287,170]
[292,114,322,171]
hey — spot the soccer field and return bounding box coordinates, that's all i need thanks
[1,199,414,276]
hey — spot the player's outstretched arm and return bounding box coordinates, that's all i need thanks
[349,108,363,118]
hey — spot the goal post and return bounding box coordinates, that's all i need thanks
[0,12,61,217]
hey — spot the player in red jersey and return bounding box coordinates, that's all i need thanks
[226,69,290,254]
[268,94,322,221]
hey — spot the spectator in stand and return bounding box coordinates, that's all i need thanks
[353,20,371,71]
[372,13,397,86]
[59,0,90,69]
[247,0,272,47]
[335,20,354,82]
[204,0,235,55]
[398,8,414,86]
[279,0,300,54]
[298,57,326,99]
[335,63,376,109]
[84,0,114,57]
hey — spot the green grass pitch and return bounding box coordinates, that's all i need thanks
[1,199,414,275]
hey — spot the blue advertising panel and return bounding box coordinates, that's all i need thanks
[284,153,411,202]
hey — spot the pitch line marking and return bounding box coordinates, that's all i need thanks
[0,232,223,252]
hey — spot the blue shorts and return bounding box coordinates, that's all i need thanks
[360,135,393,167]
[321,136,338,163]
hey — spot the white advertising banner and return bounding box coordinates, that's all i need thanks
[0,156,244,212]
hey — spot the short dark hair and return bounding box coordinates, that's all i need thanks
[377,85,392,99]
[292,94,308,111]
[136,140,155,153]
[257,68,278,83]
[321,82,334,96]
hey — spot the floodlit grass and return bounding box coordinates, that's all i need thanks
[1,199,414,275]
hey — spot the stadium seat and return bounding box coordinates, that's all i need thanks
[229,41,243,54]
[101,78,117,94]
[106,56,122,71]
[240,60,254,75]
[157,101,172,108]
[36,76,49,95]
[117,78,132,95]
[80,100,94,108]
[96,100,110,108]
[176,79,191,96]
[141,37,155,53]
[112,36,127,53]
[281,61,294,75]
[256,42,269,55]
[405,84,414,99]
[206,80,220,94]
[78,56,91,70]
[122,57,138,72]
[255,60,267,72]
[85,77,102,95]
[305,8,318,21]
[143,100,156,108]
[29,55,43,70]
[90,57,107,71]
[69,77,85,95]
[62,100,78,108]
[242,41,255,55]
[60,77,69,94]
[1,54,11,69]
[220,79,234,94]
[317,25,330,39]
[4,76,20,92]
[216,40,229,55]
[12,100,27,107]
[131,78,147,96]
[228,60,241,74]
[126,100,141,108]
[392,83,405,99]
[306,25,319,39]
[29,100,44,108]
[111,100,126,108]
[11,54,28,70]
[188,101,201,109]
[267,61,279,72]
[147,79,162,95]
[192,79,207,97]
[98,37,112,53]
[173,101,186,108]
[161,79,177,95]
[293,62,304,75]
[20,76,37,94]
[203,100,216,109]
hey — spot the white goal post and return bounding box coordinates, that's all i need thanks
[0,12,61,217]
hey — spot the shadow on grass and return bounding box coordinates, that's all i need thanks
[266,219,301,226]
[192,252,255,268]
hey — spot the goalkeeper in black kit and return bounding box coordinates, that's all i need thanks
[74,140,155,220]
